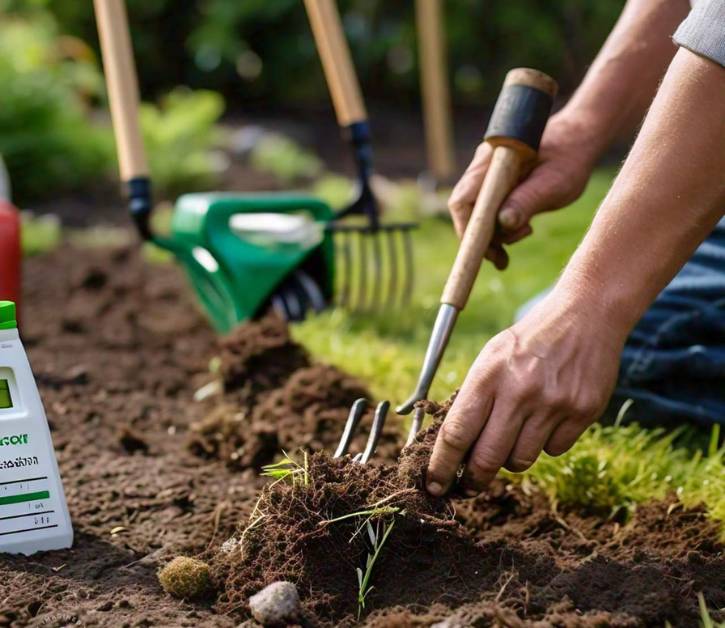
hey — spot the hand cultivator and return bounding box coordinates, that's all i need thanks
[336,69,558,461]
[304,0,416,313]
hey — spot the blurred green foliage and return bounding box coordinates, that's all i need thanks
[0,12,112,202]
[140,88,226,198]
[250,133,323,183]
[4,0,622,106]
[0,6,227,203]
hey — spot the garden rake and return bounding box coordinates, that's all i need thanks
[304,0,416,313]
[334,68,559,462]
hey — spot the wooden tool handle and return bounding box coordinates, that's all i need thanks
[441,68,558,310]
[416,0,456,181]
[304,0,367,127]
[94,0,148,181]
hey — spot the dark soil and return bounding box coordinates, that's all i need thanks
[187,314,400,470]
[0,245,722,627]
[210,421,725,627]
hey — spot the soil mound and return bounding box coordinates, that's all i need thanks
[188,316,400,469]
[211,419,724,627]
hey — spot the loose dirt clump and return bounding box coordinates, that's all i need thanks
[218,314,309,399]
[211,452,468,626]
[188,316,400,470]
[211,418,724,627]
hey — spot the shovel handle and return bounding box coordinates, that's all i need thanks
[94,0,148,181]
[304,0,367,127]
[441,68,557,310]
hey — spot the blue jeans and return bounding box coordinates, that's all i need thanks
[613,218,725,426]
[517,218,725,426]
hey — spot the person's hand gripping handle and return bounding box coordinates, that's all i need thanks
[442,68,558,310]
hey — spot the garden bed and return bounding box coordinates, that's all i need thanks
[0,245,722,627]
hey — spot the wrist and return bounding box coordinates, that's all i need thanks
[547,106,613,167]
[555,259,645,342]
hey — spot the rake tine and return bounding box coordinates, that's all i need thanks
[385,228,398,310]
[401,228,415,306]
[337,229,353,309]
[370,231,383,312]
[405,406,426,447]
[356,229,368,313]
[359,400,390,464]
[334,398,368,458]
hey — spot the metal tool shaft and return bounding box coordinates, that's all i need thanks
[396,303,458,415]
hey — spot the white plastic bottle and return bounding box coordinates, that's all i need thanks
[0,301,73,554]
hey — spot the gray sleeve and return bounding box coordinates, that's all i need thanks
[673,0,725,68]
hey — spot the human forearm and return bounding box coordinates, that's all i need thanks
[559,48,725,334]
[556,0,690,164]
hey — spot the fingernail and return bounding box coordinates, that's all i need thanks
[427,481,444,496]
[499,207,520,230]
[464,488,479,499]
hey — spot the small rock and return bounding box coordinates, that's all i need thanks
[248,581,301,627]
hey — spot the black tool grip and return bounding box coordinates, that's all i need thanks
[484,69,558,152]
[485,85,554,151]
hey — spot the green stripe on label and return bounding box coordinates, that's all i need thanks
[0,490,50,506]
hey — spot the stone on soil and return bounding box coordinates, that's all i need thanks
[248,581,301,626]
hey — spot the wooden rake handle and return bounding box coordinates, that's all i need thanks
[441,68,558,310]
[304,0,367,127]
[93,0,148,182]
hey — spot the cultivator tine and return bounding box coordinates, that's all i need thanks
[334,399,390,464]
[405,407,426,447]
[385,229,399,310]
[337,230,353,309]
[334,398,368,458]
[370,231,383,312]
[358,401,390,464]
[357,230,368,312]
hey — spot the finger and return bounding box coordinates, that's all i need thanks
[497,164,567,232]
[484,243,509,270]
[505,412,564,472]
[499,224,532,245]
[426,365,496,496]
[460,401,527,495]
[544,418,589,457]
[448,143,492,237]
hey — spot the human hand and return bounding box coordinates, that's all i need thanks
[425,285,627,497]
[448,114,600,270]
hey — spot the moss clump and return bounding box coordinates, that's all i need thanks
[158,556,213,600]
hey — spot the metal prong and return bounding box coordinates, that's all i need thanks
[401,228,415,306]
[337,230,352,309]
[405,406,425,447]
[359,400,390,464]
[385,229,398,310]
[370,232,383,312]
[356,230,368,312]
[396,303,459,415]
[334,398,368,458]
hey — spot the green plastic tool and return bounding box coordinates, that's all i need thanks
[94,0,336,332]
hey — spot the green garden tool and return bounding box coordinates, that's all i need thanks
[304,0,416,313]
[94,0,335,332]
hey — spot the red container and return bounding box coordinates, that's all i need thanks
[0,200,21,320]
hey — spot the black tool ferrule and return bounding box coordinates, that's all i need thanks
[484,84,554,151]
[126,176,153,241]
[345,121,374,181]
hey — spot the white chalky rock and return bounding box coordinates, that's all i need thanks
[248,581,301,626]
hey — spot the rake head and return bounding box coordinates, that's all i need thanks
[330,122,416,313]
[334,398,427,464]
